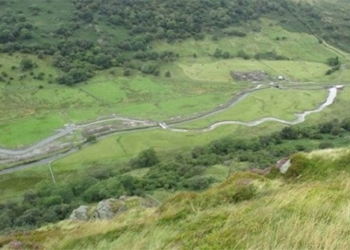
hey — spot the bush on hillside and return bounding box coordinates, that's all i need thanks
[130,148,159,169]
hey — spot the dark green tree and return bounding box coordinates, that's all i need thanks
[20,58,34,71]
[130,148,159,169]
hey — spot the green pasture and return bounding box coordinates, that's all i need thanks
[178,59,350,83]
[1,85,100,121]
[0,54,248,147]
[180,88,328,129]
[65,107,124,124]
[0,112,67,148]
[79,66,244,120]
[153,19,343,63]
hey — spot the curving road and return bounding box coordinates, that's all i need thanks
[0,118,151,156]
[0,125,76,156]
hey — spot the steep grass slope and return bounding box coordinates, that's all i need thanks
[1,147,350,249]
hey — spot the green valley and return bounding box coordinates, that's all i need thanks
[1,0,350,248]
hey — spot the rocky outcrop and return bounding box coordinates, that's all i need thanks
[92,199,126,220]
[69,196,158,221]
[69,205,89,221]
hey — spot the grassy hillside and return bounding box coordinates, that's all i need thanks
[2,147,350,249]
[1,0,350,148]
[1,19,349,148]
[2,1,350,244]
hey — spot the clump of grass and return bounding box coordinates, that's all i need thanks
[283,148,350,181]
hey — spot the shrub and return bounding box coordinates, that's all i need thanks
[20,58,34,71]
[86,135,97,143]
[229,184,257,203]
[130,148,159,169]
[318,142,334,149]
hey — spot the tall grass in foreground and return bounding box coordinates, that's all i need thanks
[2,148,350,250]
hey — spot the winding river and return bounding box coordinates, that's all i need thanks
[177,85,342,132]
[0,85,344,174]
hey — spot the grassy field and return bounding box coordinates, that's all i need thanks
[0,112,67,148]
[78,70,241,121]
[180,88,329,129]
[153,18,345,63]
[0,54,247,147]
[179,59,341,82]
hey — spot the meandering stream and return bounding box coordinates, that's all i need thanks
[167,85,342,132]
[0,85,344,174]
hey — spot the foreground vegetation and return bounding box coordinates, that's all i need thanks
[2,145,350,249]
